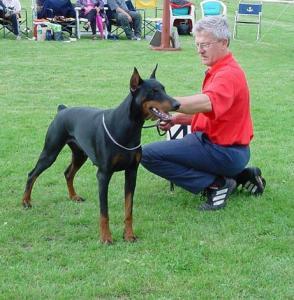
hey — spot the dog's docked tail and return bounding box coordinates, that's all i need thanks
[57,104,67,112]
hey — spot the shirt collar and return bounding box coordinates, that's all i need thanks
[206,52,233,75]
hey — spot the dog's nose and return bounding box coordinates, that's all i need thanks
[173,101,180,111]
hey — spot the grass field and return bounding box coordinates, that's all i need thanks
[0,0,294,299]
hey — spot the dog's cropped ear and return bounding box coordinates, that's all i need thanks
[150,64,158,79]
[130,67,143,93]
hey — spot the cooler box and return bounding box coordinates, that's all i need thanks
[172,7,189,16]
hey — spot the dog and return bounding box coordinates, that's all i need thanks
[21,66,180,244]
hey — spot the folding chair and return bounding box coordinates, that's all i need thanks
[134,0,161,38]
[75,1,109,39]
[0,8,29,38]
[170,2,196,35]
[74,6,92,39]
[75,6,109,39]
[200,0,227,18]
[233,1,262,40]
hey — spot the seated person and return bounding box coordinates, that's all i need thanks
[0,0,22,40]
[38,0,76,18]
[107,0,141,40]
[38,0,76,36]
[95,0,108,39]
[76,0,101,39]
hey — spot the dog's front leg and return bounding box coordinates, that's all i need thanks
[124,167,138,242]
[97,170,113,244]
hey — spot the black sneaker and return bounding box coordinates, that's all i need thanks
[107,34,118,40]
[198,178,236,211]
[131,36,141,41]
[83,23,90,31]
[235,167,266,196]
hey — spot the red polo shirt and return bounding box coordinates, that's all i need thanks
[191,53,253,146]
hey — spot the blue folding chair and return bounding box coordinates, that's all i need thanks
[233,1,262,40]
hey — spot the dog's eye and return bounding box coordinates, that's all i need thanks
[152,90,161,98]
[153,87,164,93]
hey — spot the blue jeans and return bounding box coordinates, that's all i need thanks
[141,132,250,194]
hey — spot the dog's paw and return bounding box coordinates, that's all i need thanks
[124,234,138,243]
[70,195,85,202]
[101,238,113,245]
[22,201,32,209]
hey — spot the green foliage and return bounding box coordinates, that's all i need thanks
[0,1,293,299]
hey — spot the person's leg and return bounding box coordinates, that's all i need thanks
[96,14,104,38]
[116,12,133,39]
[79,10,90,31]
[10,13,20,36]
[141,132,250,194]
[86,9,97,36]
[142,137,214,194]
[128,10,141,38]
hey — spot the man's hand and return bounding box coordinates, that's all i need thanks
[158,113,193,131]
[159,119,174,132]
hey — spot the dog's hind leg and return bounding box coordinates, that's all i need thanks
[64,142,88,202]
[97,170,113,244]
[22,123,67,208]
[22,145,65,208]
[123,167,138,242]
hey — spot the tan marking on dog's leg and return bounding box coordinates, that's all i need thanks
[65,157,86,202]
[65,164,82,201]
[100,215,113,244]
[22,176,37,208]
[124,192,136,242]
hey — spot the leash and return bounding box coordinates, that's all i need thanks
[102,114,141,151]
[103,113,169,151]
[142,120,170,137]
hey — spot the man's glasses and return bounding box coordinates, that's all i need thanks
[195,41,219,50]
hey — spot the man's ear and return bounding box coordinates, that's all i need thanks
[221,38,230,48]
[150,64,158,79]
[130,67,143,92]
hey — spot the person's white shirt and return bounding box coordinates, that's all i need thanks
[3,0,21,14]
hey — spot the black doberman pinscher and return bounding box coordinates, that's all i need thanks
[21,66,180,244]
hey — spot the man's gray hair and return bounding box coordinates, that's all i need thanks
[194,16,231,41]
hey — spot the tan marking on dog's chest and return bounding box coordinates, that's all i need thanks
[112,154,125,166]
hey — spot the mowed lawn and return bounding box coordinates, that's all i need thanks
[0,1,293,298]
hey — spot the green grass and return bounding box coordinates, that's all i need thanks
[0,1,294,299]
